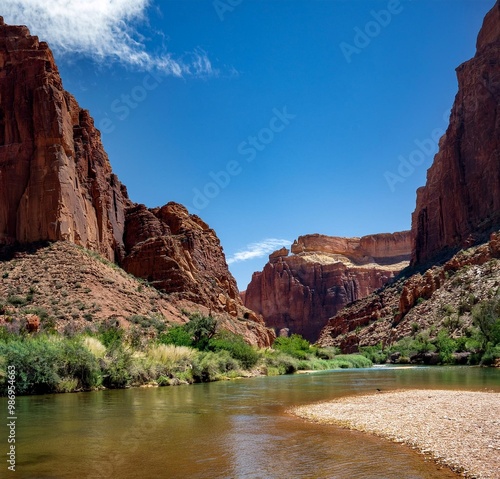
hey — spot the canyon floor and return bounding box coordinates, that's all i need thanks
[292,389,500,479]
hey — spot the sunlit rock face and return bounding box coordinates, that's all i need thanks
[244,232,411,341]
[411,1,500,266]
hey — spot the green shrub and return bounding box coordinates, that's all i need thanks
[359,343,389,364]
[208,331,259,369]
[273,334,312,359]
[480,344,500,365]
[59,338,101,389]
[472,298,500,347]
[435,333,455,363]
[260,350,298,375]
[315,347,340,360]
[0,336,61,395]
[158,326,193,347]
[331,354,372,369]
[100,345,132,388]
[98,323,124,348]
[192,350,240,382]
[7,295,27,306]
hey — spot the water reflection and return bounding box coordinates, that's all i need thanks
[5,366,499,478]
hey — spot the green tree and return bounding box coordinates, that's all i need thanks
[185,313,218,350]
[472,297,500,347]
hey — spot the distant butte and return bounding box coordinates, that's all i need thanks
[244,232,411,341]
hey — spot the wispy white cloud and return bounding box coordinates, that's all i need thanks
[2,0,217,77]
[227,239,292,265]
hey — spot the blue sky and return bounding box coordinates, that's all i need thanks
[2,0,495,289]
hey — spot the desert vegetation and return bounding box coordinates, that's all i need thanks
[0,313,372,396]
[359,295,500,366]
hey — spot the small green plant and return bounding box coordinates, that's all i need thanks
[7,295,27,306]
[441,304,456,315]
[98,322,124,348]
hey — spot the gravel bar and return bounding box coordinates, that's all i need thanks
[291,390,500,479]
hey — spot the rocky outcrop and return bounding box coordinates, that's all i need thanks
[411,1,500,266]
[291,232,411,265]
[0,20,130,262]
[122,202,242,316]
[244,231,411,341]
[0,19,274,346]
[317,231,500,352]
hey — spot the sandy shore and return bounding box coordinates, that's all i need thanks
[291,390,500,479]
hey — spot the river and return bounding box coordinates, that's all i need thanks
[3,366,500,479]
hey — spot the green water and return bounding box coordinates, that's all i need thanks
[2,366,499,479]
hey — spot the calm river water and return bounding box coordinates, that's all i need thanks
[2,366,500,479]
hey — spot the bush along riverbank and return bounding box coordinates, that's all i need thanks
[359,295,500,366]
[0,313,371,396]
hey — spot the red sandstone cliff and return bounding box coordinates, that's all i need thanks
[317,2,500,350]
[0,18,273,346]
[122,202,242,316]
[244,232,411,341]
[411,1,500,266]
[0,19,130,262]
[317,231,500,352]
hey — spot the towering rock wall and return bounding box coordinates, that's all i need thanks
[244,232,411,342]
[0,18,273,345]
[411,2,500,266]
[0,19,130,262]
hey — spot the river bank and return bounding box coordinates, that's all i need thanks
[292,389,500,479]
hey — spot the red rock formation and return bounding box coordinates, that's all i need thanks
[411,1,500,266]
[244,231,411,341]
[317,231,500,352]
[122,202,242,316]
[0,19,130,262]
[0,19,274,346]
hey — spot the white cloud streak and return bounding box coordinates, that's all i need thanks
[227,239,292,265]
[2,0,217,77]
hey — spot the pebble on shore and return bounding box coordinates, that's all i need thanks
[291,389,500,479]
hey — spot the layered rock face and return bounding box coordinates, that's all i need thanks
[411,2,500,266]
[317,231,500,353]
[0,19,130,262]
[0,19,273,345]
[244,232,411,341]
[122,202,242,316]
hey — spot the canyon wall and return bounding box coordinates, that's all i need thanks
[318,1,500,350]
[244,232,411,341]
[411,2,500,266]
[0,18,273,345]
[0,19,130,262]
